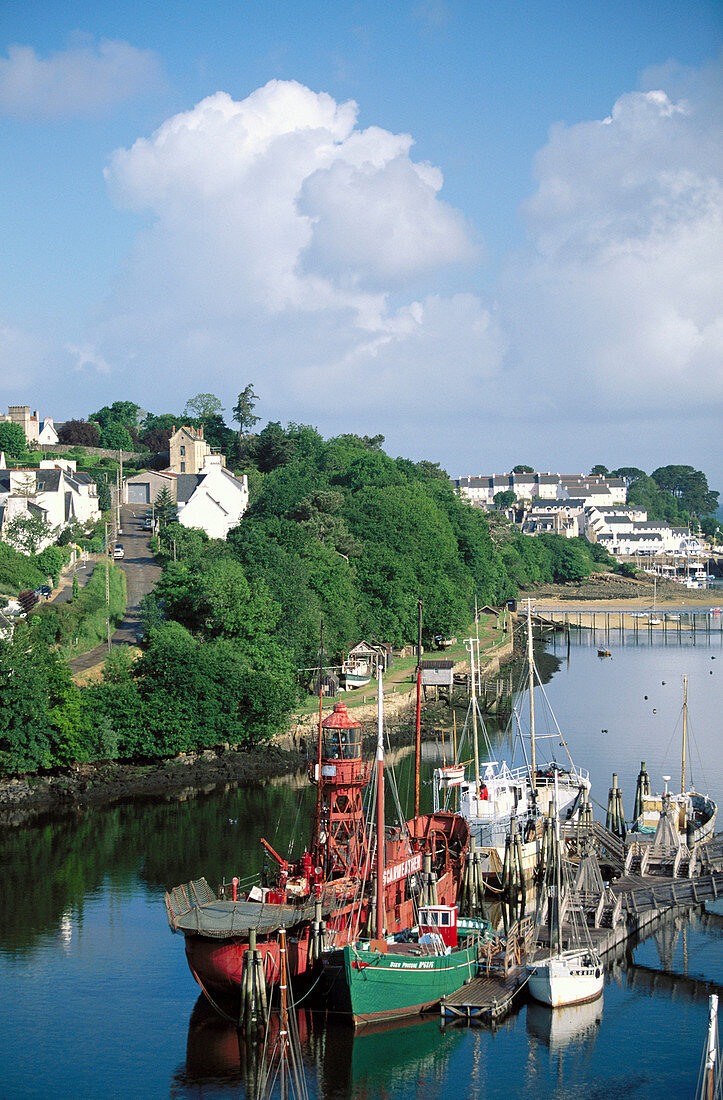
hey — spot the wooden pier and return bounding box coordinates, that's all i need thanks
[441,833,723,1026]
[530,603,723,637]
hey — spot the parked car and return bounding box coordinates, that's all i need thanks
[143,517,153,530]
[113,544,125,559]
[34,585,52,599]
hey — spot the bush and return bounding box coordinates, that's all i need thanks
[0,544,46,595]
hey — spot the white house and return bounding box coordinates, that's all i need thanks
[176,460,249,540]
[0,460,100,551]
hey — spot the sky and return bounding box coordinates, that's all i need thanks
[1,1,721,487]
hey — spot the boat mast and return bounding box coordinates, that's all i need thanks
[681,674,688,796]
[468,637,481,792]
[527,601,537,790]
[376,671,386,941]
[553,774,562,957]
[314,621,324,850]
[414,598,423,824]
[705,993,719,1100]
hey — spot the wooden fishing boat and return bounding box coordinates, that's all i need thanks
[323,906,491,1026]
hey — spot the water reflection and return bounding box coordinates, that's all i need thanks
[526,995,603,1049]
[176,997,466,1100]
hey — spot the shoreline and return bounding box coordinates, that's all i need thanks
[2,587,718,827]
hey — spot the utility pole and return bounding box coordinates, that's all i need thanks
[105,521,111,654]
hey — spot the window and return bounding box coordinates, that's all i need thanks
[180,446,185,455]
[180,462,185,473]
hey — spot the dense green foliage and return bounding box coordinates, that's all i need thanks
[3,397,719,777]
[611,465,718,522]
[0,422,28,458]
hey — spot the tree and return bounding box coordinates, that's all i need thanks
[57,419,101,447]
[252,422,297,473]
[493,490,517,509]
[183,393,223,420]
[590,464,609,476]
[100,423,134,451]
[232,384,261,435]
[651,465,719,516]
[89,402,140,431]
[0,422,28,458]
[154,487,176,525]
[4,513,56,555]
[141,427,173,453]
[511,464,534,474]
[612,467,646,487]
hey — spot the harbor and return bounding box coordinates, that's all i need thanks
[1,623,722,1097]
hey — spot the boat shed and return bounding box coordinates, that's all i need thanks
[346,641,392,673]
[420,659,455,688]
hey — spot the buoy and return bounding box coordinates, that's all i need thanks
[662,681,666,685]
[653,709,657,713]
[644,695,648,700]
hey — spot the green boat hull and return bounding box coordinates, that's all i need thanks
[324,936,481,1026]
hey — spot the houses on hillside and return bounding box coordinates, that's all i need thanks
[453,470,627,508]
[0,459,101,551]
[0,405,59,446]
[454,469,704,559]
[169,424,226,475]
[123,454,249,541]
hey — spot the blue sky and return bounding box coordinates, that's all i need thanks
[1,1,721,486]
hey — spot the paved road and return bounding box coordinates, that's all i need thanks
[50,561,95,604]
[68,505,162,672]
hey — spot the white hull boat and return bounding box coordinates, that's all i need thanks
[434,603,591,886]
[528,949,604,1008]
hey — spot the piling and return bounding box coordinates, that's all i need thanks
[633,761,651,823]
[606,773,627,839]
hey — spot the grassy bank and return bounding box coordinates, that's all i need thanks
[34,562,128,656]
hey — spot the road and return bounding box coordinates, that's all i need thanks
[68,504,162,672]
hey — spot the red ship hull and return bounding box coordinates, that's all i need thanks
[178,812,468,997]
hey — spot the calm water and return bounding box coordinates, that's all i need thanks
[1,624,722,1099]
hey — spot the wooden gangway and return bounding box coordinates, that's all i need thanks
[441,914,534,1023]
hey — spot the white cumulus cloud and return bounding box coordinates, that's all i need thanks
[0,39,163,118]
[98,79,484,421]
[501,62,723,421]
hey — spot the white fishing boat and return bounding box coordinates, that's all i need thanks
[433,603,591,885]
[527,780,604,1009]
[341,658,372,690]
[628,676,717,846]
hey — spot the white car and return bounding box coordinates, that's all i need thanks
[113,544,125,559]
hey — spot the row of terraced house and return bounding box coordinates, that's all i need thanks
[452,471,704,557]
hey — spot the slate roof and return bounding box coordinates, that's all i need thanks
[175,474,204,503]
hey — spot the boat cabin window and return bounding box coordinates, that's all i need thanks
[420,908,451,926]
[323,729,362,760]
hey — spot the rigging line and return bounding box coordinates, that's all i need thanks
[529,661,575,770]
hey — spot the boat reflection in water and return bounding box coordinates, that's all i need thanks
[526,994,604,1050]
[179,996,465,1097]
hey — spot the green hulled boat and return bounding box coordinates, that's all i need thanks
[323,909,491,1026]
